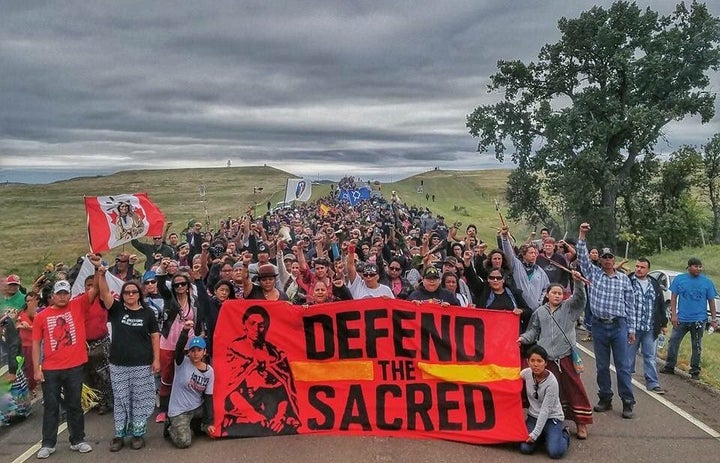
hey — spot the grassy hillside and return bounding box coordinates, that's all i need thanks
[0,166,717,286]
[2,165,718,388]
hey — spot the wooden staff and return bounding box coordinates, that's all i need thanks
[546,258,592,286]
[494,199,516,242]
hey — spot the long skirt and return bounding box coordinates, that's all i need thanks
[547,355,594,425]
[109,364,156,437]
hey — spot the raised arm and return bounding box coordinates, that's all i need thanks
[92,256,115,309]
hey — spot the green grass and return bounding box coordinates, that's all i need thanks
[1,165,718,388]
[657,331,720,390]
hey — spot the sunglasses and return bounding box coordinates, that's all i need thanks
[533,382,539,400]
[116,259,129,263]
[488,276,503,281]
[123,290,140,295]
[144,280,157,284]
[172,281,189,288]
[363,273,378,277]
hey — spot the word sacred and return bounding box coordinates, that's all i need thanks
[307,383,497,432]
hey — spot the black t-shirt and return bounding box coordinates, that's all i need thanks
[407,286,460,306]
[246,284,289,301]
[485,291,515,310]
[108,300,160,366]
[536,253,569,286]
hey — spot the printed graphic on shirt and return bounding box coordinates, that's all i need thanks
[189,371,210,393]
[121,313,146,327]
[48,314,76,351]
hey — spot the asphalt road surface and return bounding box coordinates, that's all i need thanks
[2,335,719,463]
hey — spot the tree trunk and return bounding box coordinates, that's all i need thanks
[709,185,720,244]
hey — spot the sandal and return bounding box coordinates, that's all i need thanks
[580,335,592,342]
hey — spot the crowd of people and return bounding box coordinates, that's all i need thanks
[1,176,718,460]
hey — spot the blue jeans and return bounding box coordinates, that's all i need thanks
[583,298,592,332]
[592,317,635,404]
[519,415,569,459]
[628,329,660,389]
[665,321,704,376]
[40,365,86,448]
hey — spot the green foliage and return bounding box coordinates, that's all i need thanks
[622,146,708,254]
[467,1,720,246]
[700,133,720,242]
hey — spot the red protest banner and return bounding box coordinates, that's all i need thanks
[211,298,527,444]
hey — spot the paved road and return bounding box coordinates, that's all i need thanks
[3,336,719,463]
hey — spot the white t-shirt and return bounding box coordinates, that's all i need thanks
[168,356,214,418]
[348,275,395,299]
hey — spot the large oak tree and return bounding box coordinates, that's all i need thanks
[467,1,720,246]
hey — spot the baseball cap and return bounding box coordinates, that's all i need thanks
[687,257,703,267]
[363,263,379,275]
[443,256,458,266]
[5,274,21,285]
[257,243,269,253]
[283,254,297,262]
[423,267,440,279]
[188,337,206,350]
[53,280,72,294]
[142,270,157,282]
[600,247,614,258]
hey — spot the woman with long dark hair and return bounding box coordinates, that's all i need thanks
[519,345,570,459]
[156,260,202,424]
[96,272,160,451]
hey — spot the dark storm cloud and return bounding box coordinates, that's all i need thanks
[1,0,718,182]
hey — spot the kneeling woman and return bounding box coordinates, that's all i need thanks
[520,345,569,459]
[165,321,214,448]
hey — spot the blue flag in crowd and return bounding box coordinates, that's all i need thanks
[338,187,371,205]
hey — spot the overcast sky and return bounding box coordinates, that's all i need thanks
[1,0,719,183]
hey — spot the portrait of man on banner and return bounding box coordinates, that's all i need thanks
[221,305,301,437]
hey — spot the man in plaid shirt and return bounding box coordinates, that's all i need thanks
[576,223,636,419]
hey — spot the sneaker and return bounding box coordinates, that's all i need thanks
[110,437,124,452]
[660,366,675,375]
[593,400,612,412]
[691,373,700,380]
[622,402,634,419]
[130,436,145,450]
[37,447,55,459]
[155,411,167,423]
[70,442,92,453]
[650,386,666,395]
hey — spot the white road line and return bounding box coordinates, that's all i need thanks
[575,343,720,440]
[11,422,68,463]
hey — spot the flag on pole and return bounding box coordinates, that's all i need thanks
[318,203,331,216]
[284,178,312,203]
[85,193,166,253]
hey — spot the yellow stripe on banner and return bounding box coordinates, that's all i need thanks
[417,362,519,383]
[291,360,374,381]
